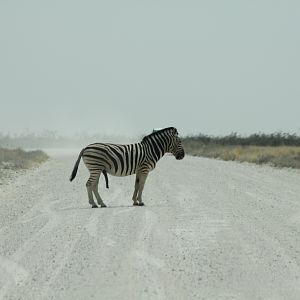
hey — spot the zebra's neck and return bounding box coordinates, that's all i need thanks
[142,135,169,163]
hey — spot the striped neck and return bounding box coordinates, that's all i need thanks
[142,134,169,162]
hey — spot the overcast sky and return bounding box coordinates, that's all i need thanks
[1,0,299,137]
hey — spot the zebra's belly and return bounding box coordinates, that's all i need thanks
[106,168,136,177]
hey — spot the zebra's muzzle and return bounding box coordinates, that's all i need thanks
[175,150,185,160]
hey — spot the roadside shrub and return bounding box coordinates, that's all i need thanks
[183,132,300,147]
[183,142,300,169]
[0,148,48,170]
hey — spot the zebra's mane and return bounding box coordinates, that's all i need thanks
[142,127,177,142]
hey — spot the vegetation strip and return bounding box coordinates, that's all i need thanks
[0,148,48,170]
[183,133,300,169]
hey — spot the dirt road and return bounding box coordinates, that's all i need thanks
[1,151,300,299]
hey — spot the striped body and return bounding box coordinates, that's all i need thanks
[83,143,147,177]
[70,127,185,207]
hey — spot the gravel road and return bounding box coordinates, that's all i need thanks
[1,151,300,300]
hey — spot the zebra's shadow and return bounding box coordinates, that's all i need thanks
[59,206,91,211]
[104,204,135,209]
[59,204,136,211]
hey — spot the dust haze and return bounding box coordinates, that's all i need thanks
[1,1,300,138]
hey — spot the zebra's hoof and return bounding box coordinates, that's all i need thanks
[92,204,98,208]
[101,204,107,208]
[133,202,139,206]
[138,202,145,206]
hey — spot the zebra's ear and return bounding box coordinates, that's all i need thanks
[172,128,178,136]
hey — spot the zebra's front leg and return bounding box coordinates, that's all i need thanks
[132,174,140,206]
[136,173,148,206]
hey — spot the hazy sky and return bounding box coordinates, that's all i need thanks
[1,0,299,137]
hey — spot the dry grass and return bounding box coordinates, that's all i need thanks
[183,140,300,169]
[0,148,48,170]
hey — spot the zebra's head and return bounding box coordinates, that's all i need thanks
[168,128,185,160]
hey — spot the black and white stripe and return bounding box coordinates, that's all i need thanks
[69,127,184,208]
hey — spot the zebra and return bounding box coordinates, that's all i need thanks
[69,127,185,208]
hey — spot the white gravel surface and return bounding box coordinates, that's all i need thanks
[1,151,300,300]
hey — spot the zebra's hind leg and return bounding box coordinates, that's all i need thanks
[86,179,98,208]
[92,176,107,208]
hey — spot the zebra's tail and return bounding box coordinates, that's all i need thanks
[103,170,109,189]
[69,148,85,182]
